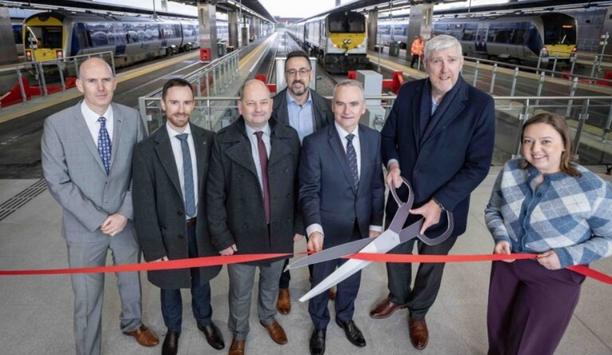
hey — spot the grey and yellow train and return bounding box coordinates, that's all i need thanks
[22,10,200,66]
[290,10,369,74]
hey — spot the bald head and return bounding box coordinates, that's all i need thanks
[76,57,117,115]
[239,79,273,129]
[78,57,114,79]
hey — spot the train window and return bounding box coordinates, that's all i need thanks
[87,24,109,46]
[28,26,62,48]
[13,25,23,44]
[328,12,365,33]
[541,14,576,45]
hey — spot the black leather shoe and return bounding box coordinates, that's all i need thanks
[309,329,326,355]
[162,331,179,355]
[198,322,225,350]
[336,319,366,347]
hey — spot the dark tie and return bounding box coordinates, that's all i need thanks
[346,133,359,189]
[254,131,271,224]
[176,133,196,218]
[97,117,112,175]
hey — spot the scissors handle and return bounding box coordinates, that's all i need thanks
[388,176,414,209]
[398,210,455,246]
[387,177,415,233]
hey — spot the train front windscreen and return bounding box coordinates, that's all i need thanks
[541,13,576,58]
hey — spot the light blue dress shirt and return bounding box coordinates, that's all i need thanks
[286,91,314,143]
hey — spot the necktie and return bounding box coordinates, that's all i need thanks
[346,133,359,189]
[97,117,112,175]
[176,133,196,218]
[254,131,271,224]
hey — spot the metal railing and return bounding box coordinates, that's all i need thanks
[0,51,114,107]
[138,94,612,167]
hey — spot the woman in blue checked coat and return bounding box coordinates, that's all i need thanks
[484,113,612,355]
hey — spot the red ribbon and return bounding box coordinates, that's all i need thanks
[0,252,610,285]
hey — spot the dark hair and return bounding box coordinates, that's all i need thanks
[284,50,311,70]
[520,112,581,176]
[161,78,194,101]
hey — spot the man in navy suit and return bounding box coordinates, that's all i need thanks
[369,35,495,350]
[300,80,385,355]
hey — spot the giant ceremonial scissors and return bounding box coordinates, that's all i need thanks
[288,178,454,302]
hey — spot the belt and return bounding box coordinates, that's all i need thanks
[186,218,197,227]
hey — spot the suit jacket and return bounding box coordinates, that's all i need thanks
[300,124,385,248]
[132,123,220,289]
[272,88,333,130]
[206,117,302,258]
[381,76,495,237]
[41,101,145,242]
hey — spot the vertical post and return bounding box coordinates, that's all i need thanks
[513,102,530,157]
[572,98,590,157]
[510,66,519,96]
[569,52,577,80]
[489,63,497,94]
[603,102,612,142]
[39,63,49,96]
[57,62,66,91]
[536,50,542,75]
[535,71,545,106]
[197,77,202,96]
[565,77,578,117]
[109,53,116,76]
[16,69,27,103]
[551,56,557,78]
[473,60,480,87]
[590,54,598,83]
[205,70,210,96]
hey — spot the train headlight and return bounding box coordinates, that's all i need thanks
[25,50,32,61]
[56,50,64,59]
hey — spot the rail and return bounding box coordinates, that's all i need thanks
[138,94,612,167]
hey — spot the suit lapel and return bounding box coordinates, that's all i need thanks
[421,78,468,146]
[328,126,357,193]
[154,128,183,199]
[109,103,123,171]
[357,125,369,193]
[414,83,426,153]
[191,124,209,193]
[73,103,107,174]
[225,121,259,178]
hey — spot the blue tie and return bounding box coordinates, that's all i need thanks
[346,133,359,189]
[176,133,196,218]
[97,117,112,175]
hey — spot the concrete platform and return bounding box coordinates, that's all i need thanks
[0,168,611,355]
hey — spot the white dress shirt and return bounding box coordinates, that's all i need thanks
[166,123,199,218]
[245,123,271,191]
[81,101,113,147]
[307,123,382,238]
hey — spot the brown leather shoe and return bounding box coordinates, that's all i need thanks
[228,338,246,355]
[369,297,407,319]
[277,288,291,315]
[260,319,288,345]
[408,317,429,350]
[123,324,159,347]
[328,288,336,301]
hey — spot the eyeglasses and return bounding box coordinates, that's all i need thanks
[285,68,311,77]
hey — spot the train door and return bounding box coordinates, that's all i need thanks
[475,23,488,54]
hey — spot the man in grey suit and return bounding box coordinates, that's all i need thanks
[207,79,302,355]
[299,80,385,355]
[41,57,159,355]
[272,50,333,314]
[132,78,224,355]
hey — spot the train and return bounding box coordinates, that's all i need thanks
[289,10,369,74]
[377,12,577,63]
[21,10,205,66]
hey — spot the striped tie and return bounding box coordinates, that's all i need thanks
[346,133,359,189]
[97,117,112,175]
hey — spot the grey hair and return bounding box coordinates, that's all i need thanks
[424,34,462,62]
[77,57,114,79]
[333,79,364,101]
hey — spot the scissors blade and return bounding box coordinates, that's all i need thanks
[286,238,374,271]
[299,229,401,302]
